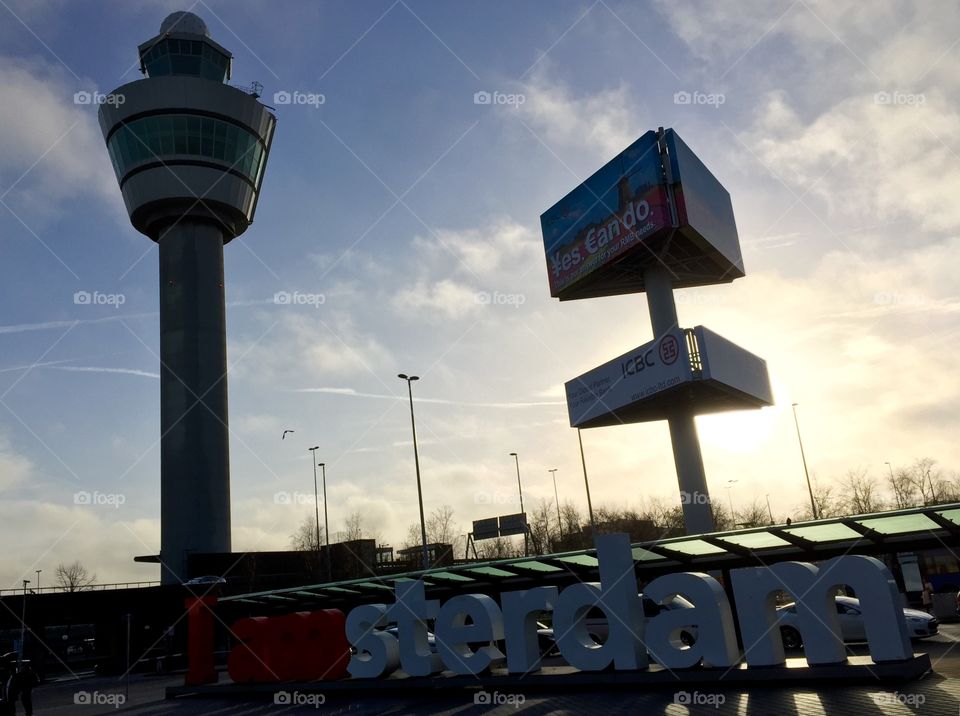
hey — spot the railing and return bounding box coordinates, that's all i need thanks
[229,80,263,98]
[0,580,161,597]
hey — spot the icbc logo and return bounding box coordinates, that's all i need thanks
[659,335,680,365]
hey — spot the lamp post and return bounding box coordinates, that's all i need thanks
[308,447,323,578]
[510,452,527,556]
[549,468,563,539]
[725,479,738,516]
[765,494,774,524]
[19,579,29,665]
[35,569,41,592]
[399,374,429,570]
[791,402,818,520]
[319,462,332,583]
[578,428,596,531]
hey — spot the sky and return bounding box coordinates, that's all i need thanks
[0,0,958,588]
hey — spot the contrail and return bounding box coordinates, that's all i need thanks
[46,366,160,379]
[291,387,564,408]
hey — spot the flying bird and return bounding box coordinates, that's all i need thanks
[282,429,295,440]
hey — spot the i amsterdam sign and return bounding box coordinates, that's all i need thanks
[189,534,920,684]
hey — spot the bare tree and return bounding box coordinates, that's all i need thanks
[560,501,582,537]
[341,511,365,542]
[528,499,557,555]
[290,514,322,551]
[887,466,917,509]
[839,469,884,514]
[476,536,517,560]
[910,458,941,505]
[55,561,96,592]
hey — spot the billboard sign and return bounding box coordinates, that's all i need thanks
[498,513,528,537]
[565,328,691,428]
[540,131,671,298]
[472,518,499,541]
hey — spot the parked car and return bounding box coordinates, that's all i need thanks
[183,575,226,586]
[536,594,697,656]
[775,595,939,649]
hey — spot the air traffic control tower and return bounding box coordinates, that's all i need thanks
[99,11,276,582]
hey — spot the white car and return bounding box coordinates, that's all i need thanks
[536,594,697,655]
[776,595,938,649]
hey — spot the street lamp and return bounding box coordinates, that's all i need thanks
[549,468,563,539]
[765,494,774,524]
[510,452,527,556]
[35,569,41,592]
[399,374,429,570]
[725,479,738,516]
[308,447,323,578]
[19,579,29,665]
[319,462,332,584]
[578,429,596,531]
[791,402,818,520]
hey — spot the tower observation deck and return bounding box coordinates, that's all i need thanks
[99,11,277,583]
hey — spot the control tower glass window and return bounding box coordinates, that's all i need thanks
[107,114,266,184]
[142,39,229,81]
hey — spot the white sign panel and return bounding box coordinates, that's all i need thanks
[565,328,691,428]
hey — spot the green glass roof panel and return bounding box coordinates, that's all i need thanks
[465,567,519,578]
[632,547,666,561]
[322,586,361,594]
[935,508,960,526]
[856,514,940,535]
[720,532,792,550]
[353,582,394,591]
[783,523,863,543]
[656,539,727,556]
[425,571,475,582]
[556,554,599,567]
[510,560,564,573]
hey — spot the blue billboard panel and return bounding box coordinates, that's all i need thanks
[540,129,744,300]
[540,131,671,298]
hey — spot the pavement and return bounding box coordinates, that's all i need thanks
[21,624,960,715]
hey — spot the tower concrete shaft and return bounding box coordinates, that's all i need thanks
[159,221,231,577]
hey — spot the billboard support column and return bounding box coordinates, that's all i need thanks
[644,265,716,535]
